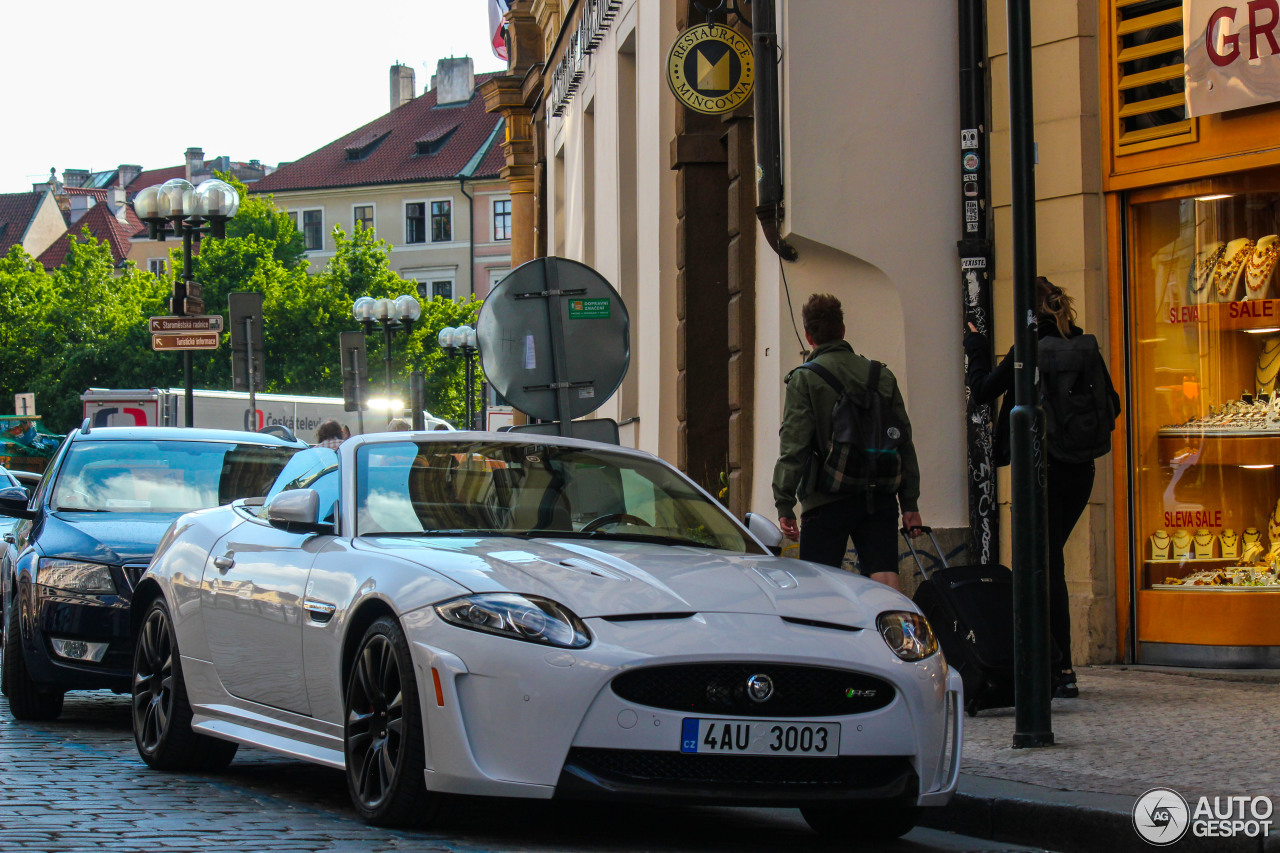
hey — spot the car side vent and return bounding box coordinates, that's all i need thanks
[781,616,861,633]
[601,612,697,623]
[1112,0,1192,150]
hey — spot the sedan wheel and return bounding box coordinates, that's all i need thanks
[132,598,237,771]
[345,616,442,827]
[3,591,63,720]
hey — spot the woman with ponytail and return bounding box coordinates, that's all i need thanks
[963,277,1120,699]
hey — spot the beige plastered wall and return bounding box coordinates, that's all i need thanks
[987,0,1116,665]
[752,0,969,537]
[23,193,71,260]
[543,0,679,462]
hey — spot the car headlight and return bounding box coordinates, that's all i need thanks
[435,593,591,649]
[876,610,938,661]
[37,559,117,595]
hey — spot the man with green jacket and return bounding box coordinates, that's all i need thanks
[772,294,924,591]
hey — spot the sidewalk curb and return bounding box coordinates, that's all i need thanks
[919,775,1279,853]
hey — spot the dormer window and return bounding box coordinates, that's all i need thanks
[414,124,458,156]
[344,131,391,161]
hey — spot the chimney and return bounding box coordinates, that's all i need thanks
[390,63,415,112]
[185,147,204,181]
[69,194,94,224]
[434,57,475,105]
[63,168,90,188]
[106,188,129,224]
[117,164,142,189]
[34,168,61,195]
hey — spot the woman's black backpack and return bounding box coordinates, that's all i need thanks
[1038,334,1118,463]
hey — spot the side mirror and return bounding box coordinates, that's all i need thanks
[745,512,784,553]
[0,486,35,520]
[264,489,331,534]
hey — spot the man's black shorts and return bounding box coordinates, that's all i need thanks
[797,493,899,576]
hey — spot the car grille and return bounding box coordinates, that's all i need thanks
[563,747,915,790]
[610,663,895,717]
[120,563,149,593]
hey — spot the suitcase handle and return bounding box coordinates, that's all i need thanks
[899,525,948,580]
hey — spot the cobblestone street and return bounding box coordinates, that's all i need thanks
[0,691,1052,853]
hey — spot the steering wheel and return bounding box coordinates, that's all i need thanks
[579,513,653,534]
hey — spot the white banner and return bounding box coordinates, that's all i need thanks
[1185,0,1280,117]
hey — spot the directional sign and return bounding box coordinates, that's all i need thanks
[149,315,225,333]
[152,332,219,351]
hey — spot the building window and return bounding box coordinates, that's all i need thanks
[493,199,511,241]
[354,205,374,233]
[287,211,298,227]
[302,210,323,251]
[431,200,452,242]
[148,258,166,275]
[432,280,453,299]
[406,203,426,244]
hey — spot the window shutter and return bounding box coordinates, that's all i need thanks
[1113,0,1194,150]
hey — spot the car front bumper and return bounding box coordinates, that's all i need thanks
[402,609,962,807]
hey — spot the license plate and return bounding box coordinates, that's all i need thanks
[680,718,839,756]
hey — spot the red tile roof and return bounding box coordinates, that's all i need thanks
[124,165,185,195]
[64,187,108,200]
[0,192,44,256]
[37,202,145,269]
[250,74,503,194]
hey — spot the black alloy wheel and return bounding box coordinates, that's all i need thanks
[131,598,237,771]
[3,591,63,720]
[344,616,441,827]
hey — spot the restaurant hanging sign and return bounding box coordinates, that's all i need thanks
[1185,0,1280,116]
[666,23,754,115]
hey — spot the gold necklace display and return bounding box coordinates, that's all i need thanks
[1190,243,1226,296]
[1150,530,1172,560]
[1171,529,1193,557]
[1258,338,1280,396]
[1220,528,1239,558]
[1245,235,1280,295]
[1215,238,1255,298]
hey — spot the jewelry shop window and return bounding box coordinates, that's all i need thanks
[1127,169,1280,664]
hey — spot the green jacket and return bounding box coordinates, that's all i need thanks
[772,340,921,519]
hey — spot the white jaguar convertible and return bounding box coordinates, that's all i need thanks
[130,432,960,839]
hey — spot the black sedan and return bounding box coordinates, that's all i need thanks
[0,424,304,720]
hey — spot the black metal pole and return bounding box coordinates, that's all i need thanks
[350,347,365,436]
[465,350,475,430]
[411,371,425,431]
[382,322,394,408]
[245,316,257,427]
[1007,0,1053,748]
[958,0,999,566]
[182,223,194,427]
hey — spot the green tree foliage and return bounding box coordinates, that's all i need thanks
[0,189,484,433]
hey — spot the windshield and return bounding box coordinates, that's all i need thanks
[355,440,762,554]
[52,440,299,513]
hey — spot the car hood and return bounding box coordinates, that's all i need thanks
[38,511,181,565]
[351,536,911,628]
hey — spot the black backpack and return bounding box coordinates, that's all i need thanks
[799,359,910,502]
[1038,334,1118,463]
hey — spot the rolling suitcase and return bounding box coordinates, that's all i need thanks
[902,527,1015,716]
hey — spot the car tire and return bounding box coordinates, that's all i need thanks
[132,598,237,771]
[344,616,443,827]
[801,803,920,841]
[3,591,64,720]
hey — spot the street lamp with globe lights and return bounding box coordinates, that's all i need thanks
[352,294,421,416]
[438,324,480,430]
[133,177,241,426]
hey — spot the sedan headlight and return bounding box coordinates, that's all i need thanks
[877,610,938,661]
[38,559,117,594]
[435,593,591,649]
